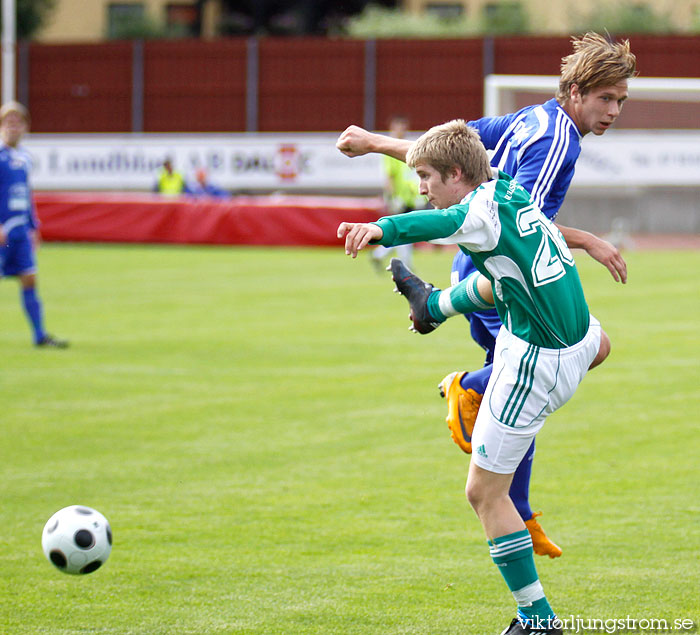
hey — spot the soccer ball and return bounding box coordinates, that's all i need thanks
[41,505,112,575]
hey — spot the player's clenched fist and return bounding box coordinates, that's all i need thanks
[337,222,383,258]
[336,125,375,157]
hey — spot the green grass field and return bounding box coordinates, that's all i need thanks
[1,243,698,634]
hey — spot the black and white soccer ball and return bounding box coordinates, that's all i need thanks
[41,505,112,575]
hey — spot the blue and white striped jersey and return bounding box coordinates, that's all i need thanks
[0,143,37,239]
[468,98,582,221]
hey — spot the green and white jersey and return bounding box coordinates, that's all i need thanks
[374,172,590,348]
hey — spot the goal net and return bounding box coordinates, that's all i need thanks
[484,74,700,129]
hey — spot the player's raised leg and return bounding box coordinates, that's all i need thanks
[438,367,488,454]
[389,258,493,334]
[388,258,442,333]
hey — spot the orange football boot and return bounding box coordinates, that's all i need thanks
[438,371,483,454]
[525,512,563,558]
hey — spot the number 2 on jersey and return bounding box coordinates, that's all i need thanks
[516,205,574,287]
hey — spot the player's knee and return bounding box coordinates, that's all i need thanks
[590,329,611,370]
[465,479,485,512]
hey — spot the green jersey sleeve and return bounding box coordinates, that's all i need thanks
[373,192,499,251]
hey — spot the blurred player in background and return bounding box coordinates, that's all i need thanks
[336,32,636,558]
[338,120,611,635]
[370,115,422,271]
[0,101,68,348]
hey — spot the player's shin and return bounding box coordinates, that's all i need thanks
[428,271,494,321]
[21,287,46,344]
[489,530,557,627]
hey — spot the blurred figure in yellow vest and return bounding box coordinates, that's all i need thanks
[155,157,189,196]
[370,116,423,271]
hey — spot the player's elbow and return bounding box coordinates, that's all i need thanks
[589,329,611,370]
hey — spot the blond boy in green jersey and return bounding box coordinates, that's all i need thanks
[337,120,610,635]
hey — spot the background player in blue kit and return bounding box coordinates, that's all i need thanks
[188,168,231,199]
[336,32,636,558]
[0,101,68,348]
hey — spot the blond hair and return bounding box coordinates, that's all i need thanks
[557,32,637,104]
[406,119,492,186]
[0,101,30,124]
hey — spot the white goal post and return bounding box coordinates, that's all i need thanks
[484,74,700,122]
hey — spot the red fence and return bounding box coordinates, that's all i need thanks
[8,35,700,133]
[258,39,366,132]
[28,42,134,132]
[375,39,484,131]
[144,39,248,132]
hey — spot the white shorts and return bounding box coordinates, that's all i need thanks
[471,315,602,474]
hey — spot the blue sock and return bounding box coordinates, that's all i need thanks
[21,287,46,344]
[459,364,492,394]
[510,441,535,522]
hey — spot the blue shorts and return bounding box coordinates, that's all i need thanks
[451,250,501,362]
[0,228,36,277]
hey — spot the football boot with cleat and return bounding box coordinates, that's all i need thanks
[387,258,442,334]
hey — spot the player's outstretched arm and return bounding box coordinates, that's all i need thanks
[556,223,628,284]
[336,125,412,161]
[337,222,384,258]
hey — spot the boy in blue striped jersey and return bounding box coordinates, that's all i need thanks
[338,120,611,635]
[0,102,68,348]
[336,32,636,558]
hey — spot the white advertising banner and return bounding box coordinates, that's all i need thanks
[23,133,384,192]
[22,131,700,192]
[574,131,700,187]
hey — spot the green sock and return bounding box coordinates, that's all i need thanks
[489,530,556,625]
[426,290,447,322]
[427,271,493,322]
